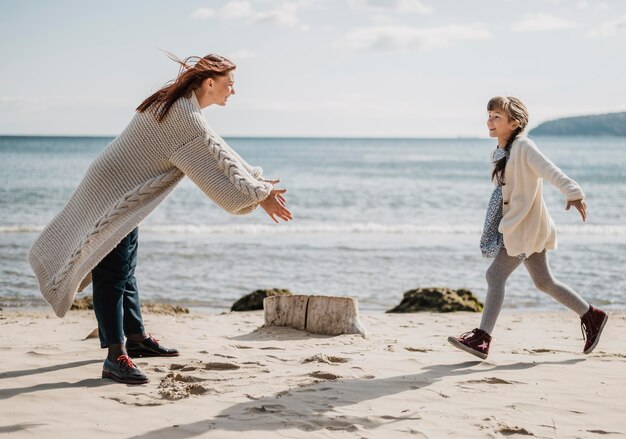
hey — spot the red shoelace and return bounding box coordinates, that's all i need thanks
[116,354,137,369]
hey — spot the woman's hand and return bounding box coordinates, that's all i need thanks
[259,188,292,223]
[566,199,587,222]
[262,178,286,204]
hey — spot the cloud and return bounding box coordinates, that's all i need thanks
[350,0,432,14]
[587,15,626,38]
[512,13,578,32]
[336,24,490,52]
[190,8,216,20]
[221,1,253,19]
[191,1,305,29]
[252,3,300,28]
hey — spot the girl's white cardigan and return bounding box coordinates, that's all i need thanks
[494,137,584,257]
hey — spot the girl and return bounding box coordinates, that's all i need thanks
[448,96,607,360]
[29,53,292,384]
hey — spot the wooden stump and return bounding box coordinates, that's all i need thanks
[263,295,366,336]
[263,295,309,331]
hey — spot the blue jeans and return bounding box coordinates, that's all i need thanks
[92,228,145,348]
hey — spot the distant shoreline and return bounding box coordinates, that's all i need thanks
[529,111,626,136]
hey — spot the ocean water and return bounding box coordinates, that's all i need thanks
[1,135,625,312]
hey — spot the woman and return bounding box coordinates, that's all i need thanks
[29,53,292,384]
[447,96,607,360]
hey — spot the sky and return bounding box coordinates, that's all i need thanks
[0,0,625,138]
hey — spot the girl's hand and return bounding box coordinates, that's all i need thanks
[259,189,292,223]
[566,199,587,222]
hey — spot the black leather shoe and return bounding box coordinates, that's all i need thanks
[102,355,149,384]
[126,335,180,357]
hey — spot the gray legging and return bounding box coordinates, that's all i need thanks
[479,248,589,335]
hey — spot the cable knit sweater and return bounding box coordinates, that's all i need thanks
[28,92,273,317]
[493,136,585,257]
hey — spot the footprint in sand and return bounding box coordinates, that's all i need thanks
[169,361,240,372]
[404,347,433,353]
[26,351,49,356]
[586,429,623,435]
[105,396,164,407]
[265,355,290,362]
[380,414,422,421]
[496,425,534,436]
[242,361,265,366]
[308,371,341,380]
[481,417,534,436]
[213,353,237,359]
[465,377,524,385]
[302,354,350,364]
[528,348,557,354]
[204,362,241,371]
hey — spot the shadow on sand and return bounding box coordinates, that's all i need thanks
[0,377,113,400]
[130,358,584,438]
[0,359,102,380]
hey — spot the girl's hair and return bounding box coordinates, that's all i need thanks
[137,52,236,123]
[488,96,529,184]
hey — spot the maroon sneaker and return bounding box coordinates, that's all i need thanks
[448,328,492,360]
[581,305,608,354]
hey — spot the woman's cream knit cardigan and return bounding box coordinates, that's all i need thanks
[495,136,585,257]
[28,93,273,317]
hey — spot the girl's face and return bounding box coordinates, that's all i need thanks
[487,109,519,144]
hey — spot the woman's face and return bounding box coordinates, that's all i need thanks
[210,70,236,106]
[197,70,236,108]
[487,109,518,142]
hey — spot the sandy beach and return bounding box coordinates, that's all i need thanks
[1,307,624,438]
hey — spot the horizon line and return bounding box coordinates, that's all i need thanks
[0,133,493,140]
[1,133,612,141]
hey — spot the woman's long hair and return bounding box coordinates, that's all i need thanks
[488,96,529,185]
[137,52,236,123]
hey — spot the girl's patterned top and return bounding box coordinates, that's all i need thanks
[479,147,523,259]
